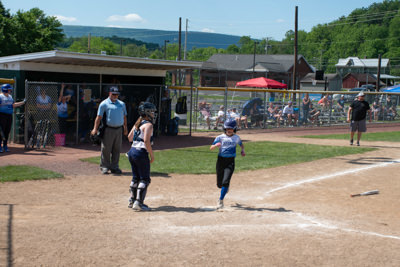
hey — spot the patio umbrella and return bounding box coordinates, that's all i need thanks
[382,84,400,92]
[236,77,287,89]
[242,97,263,116]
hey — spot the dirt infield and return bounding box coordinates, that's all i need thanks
[1,124,400,266]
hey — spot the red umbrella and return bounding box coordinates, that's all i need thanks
[236,77,287,89]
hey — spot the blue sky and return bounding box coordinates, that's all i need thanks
[4,0,383,40]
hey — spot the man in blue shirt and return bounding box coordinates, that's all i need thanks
[91,87,128,174]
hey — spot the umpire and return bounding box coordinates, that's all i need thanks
[347,91,372,146]
[91,87,128,174]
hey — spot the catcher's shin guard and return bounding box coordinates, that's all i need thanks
[128,182,138,208]
[136,182,148,204]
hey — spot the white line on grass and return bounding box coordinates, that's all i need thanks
[264,159,400,196]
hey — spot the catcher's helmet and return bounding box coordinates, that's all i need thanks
[1,84,12,93]
[139,102,157,123]
[224,118,237,130]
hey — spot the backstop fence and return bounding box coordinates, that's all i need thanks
[168,85,400,133]
[13,82,400,149]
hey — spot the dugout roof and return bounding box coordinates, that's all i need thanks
[0,50,202,76]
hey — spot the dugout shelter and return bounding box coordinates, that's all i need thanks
[0,50,202,144]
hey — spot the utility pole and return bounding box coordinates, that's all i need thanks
[178,17,182,85]
[265,37,271,55]
[164,40,169,59]
[184,18,188,60]
[376,54,382,91]
[87,33,91,54]
[120,39,125,56]
[252,41,258,78]
[292,6,298,91]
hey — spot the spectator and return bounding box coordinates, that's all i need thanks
[318,95,329,109]
[371,100,380,121]
[347,92,372,146]
[337,95,346,112]
[302,93,310,124]
[308,103,321,126]
[282,101,298,127]
[229,107,241,129]
[214,105,226,130]
[90,87,128,174]
[0,84,26,152]
[386,95,398,119]
[267,102,282,127]
[249,102,262,127]
[57,83,71,135]
[199,101,211,130]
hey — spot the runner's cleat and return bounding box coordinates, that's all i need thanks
[217,199,224,209]
[350,139,353,146]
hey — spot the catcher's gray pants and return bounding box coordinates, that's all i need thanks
[101,126,122,170]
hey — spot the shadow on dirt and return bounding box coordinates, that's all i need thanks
[151,206,215,213]
[232,203,293,212]
[347,157,396,165]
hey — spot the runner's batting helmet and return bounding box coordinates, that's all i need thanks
[1,84,12,93]
[224,118,237,131]
[138,102,157,123]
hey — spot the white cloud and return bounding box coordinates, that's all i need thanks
[55,15,77,23]
[107,13,144,23]
[276,19,285,23]
[201,28,215,33]
[107,25,124,28]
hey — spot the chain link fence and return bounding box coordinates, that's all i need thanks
[24,81,163,148]
[168,86,400,132]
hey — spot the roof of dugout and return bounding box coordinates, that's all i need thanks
[0,50,202,77]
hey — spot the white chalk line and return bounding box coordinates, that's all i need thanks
[296,213,400,241]
[160,211,400,241]
[264,159,400,195]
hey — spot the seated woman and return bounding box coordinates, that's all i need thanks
[198,101,211,129]
[267,102,282,127]
[249,102,262,127]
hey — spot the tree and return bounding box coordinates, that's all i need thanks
[0,2,64,56]
[67,36,118,55]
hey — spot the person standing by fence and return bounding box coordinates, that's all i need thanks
[91,87,128,174]
[0,84,26,152]
[347,92,371,146]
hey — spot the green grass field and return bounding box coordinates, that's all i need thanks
[300,131,400,142]
[0,165,63,182]
[82,141,374,174]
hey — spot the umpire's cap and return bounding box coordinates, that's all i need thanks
[109,86,120,94]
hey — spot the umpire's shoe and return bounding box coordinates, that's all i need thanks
[101,167,109,174]
[111,168,122,174]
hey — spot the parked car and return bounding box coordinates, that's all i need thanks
[344,87,376,103]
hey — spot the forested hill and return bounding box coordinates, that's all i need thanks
[61,25,242,50]
[270,0,400,73]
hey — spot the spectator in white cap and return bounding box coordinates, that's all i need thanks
[347,91,371,146]
[337,94,345,112]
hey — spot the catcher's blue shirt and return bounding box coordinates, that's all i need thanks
[213,133,242,158]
